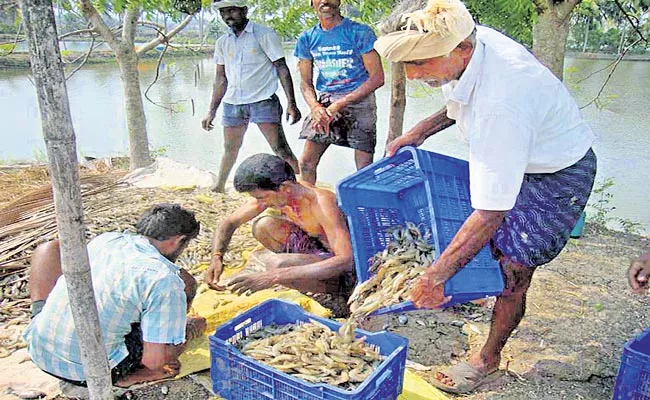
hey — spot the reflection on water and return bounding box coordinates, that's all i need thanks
[0,53,649,233]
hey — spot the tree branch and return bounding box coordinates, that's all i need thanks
[580,37,642,109]
[58,27,97,41]
[78,0,120,50]
[613,0,647,43]
[143,43,181,113]
[574,59,617,84]
[122,7,140,46]
[137,21,165,31]
[136,14,193,55]
[65,35,95,80]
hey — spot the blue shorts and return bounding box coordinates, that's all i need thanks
[491,148,597,267]
[222,94,282,127]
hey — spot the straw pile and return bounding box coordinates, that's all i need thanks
[0,165,256,357]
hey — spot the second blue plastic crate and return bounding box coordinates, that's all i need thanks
[209,299,409,400]
[336,147,504,311]
[613,327,650,399]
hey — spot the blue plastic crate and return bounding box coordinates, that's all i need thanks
[613,328,650,400]
[209,299,409,400]
[336,146,504,312]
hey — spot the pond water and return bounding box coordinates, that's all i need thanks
[0,51,648,233]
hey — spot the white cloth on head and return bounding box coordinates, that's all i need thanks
[374,0,475,61]
[213,0,247,9]
[441,26,595,211]
[214,21,285,105]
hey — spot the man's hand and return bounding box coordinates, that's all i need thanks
[310,105,332,134]
[185,316,207,341]
[286,103,302,125]
[325,101,344,120]
[228,271,277,294]
[201,113,216,131]
[205,258,226,291]
[385,131,426,157]
[628,253,650,294]
[411,267,452,309]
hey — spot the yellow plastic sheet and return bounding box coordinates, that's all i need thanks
[177,251,331,378]
[400,370,449,400]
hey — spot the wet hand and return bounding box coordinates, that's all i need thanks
[411,269,451,309]
[385,132,425,157]
[228,272,276,295]
[201,113,216,131]
[310,105,332,134]
[628,253,650,294]
[325,102,343,120]
[286,104,302,125]
[205,258,226,291]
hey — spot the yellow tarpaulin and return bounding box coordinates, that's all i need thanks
[178,250,331,377]
[178,250,448,400]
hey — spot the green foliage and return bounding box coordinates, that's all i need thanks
[568,0,649,54]
[248,1,318,39]
[149,145,168,158]
[465,0,535,46]
[587,177,643,235]
[589,177,617,228]
[0,43,17,54]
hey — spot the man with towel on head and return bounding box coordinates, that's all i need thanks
[374,0,597,394]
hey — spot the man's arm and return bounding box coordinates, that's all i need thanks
[201,64,228,131]
[113,315,205,389]
[206,198,267,289]
[325,50,385,117]
[114,342,179,387]
[411,209,507,308]
[297,58,332,134]
[385,106,455,157]
[273,58,302,124]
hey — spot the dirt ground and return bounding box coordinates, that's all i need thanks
[1,166,649,400]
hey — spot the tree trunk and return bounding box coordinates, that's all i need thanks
[116,46,152,169]
[532,5,573,80]
[582,19,590,52]
[618,24,627,55]
[19,0,112,398]
[386,61,406,147]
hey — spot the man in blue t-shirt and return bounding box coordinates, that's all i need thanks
[294,0,384,184]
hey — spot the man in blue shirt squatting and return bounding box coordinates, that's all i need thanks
[23,204,207,388]
[295,0,385,184]
[202,0,302,193]
[374,0,597,395]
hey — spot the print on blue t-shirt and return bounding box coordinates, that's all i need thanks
[294,18,377,94]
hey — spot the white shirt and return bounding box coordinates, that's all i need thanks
[441,26,595,211]
[214,21,285,105]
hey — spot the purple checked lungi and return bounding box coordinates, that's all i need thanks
[491,148,597,267]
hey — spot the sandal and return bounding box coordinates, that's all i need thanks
[430,361,503,394]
